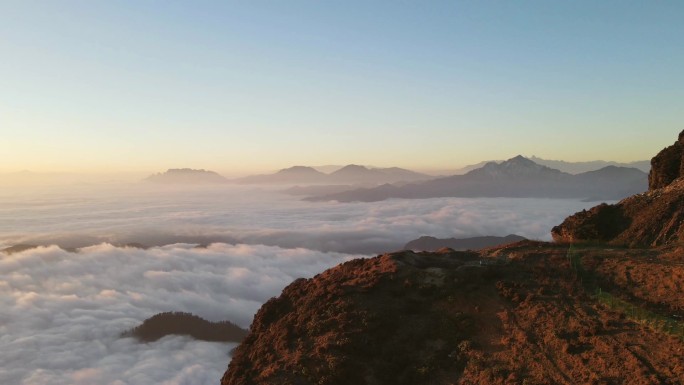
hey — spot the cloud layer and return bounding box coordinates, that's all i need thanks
[0,184,603,383]
[0,243,359,385]
[0,184,601,253]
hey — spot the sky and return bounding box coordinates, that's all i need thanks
[1,1,683,174]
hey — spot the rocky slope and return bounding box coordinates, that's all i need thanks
[222,243,684,384]
[553,130,684,247]
[649,131,684,190]
[222,131,684,384]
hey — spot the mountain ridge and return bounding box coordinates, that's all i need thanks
[306,156,647,202]
[144,168,228,184]
[233,164,432,185]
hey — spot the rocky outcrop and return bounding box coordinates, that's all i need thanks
[222,244,684,384]
[552,178,684,246]
[648,130,684,190]
[553,130,684,246]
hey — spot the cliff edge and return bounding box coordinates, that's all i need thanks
[222,243,684,384]
[552,130,684,247]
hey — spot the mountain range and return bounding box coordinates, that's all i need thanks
[233,164,432,185]
[142,157,649,189]
[452,157,650,175]
[306,156,648,202]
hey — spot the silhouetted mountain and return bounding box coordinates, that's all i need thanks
[145,169,228,184]
[404,234,527,251]
[529,156,651,174]
[572,166,648,201]
[374,167,433,181]
[235,166,327,184]
[327,164,385,183]
[123,311,247,343]
[465,155,565,180]
[307,156,647,202]
[450,157,650,175]
[235,164,431,185]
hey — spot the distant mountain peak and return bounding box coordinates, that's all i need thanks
[329,164,378,178]
[503,155,537,165]
[276,166,324,175]
[469,156,562,179]
[144,168,227,184]
[334,164,370,172]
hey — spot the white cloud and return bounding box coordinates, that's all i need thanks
[0,243,359,385]
[0,184,600,253]
[0,184,602,383]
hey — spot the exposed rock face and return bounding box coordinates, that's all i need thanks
[553,130,684,246]
[222,244,684,384]
[648,130,684,190]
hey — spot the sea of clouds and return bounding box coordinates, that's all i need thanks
[0,184,601,253]
[0,183,603,384]
[0,242,360,385]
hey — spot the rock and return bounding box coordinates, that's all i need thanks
[222,246,684,384]
[648,130,684,190]
[553,130,684,246]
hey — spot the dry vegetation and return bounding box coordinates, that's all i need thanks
[222,243,684,384]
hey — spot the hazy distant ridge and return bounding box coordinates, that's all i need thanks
[233,164,432,185]
[451,157,650,175]
[145,168,228,184]
[307,156,648,202]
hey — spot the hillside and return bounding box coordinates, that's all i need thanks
[222,244,684,384]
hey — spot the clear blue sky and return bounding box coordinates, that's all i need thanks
[1,1,683,173]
